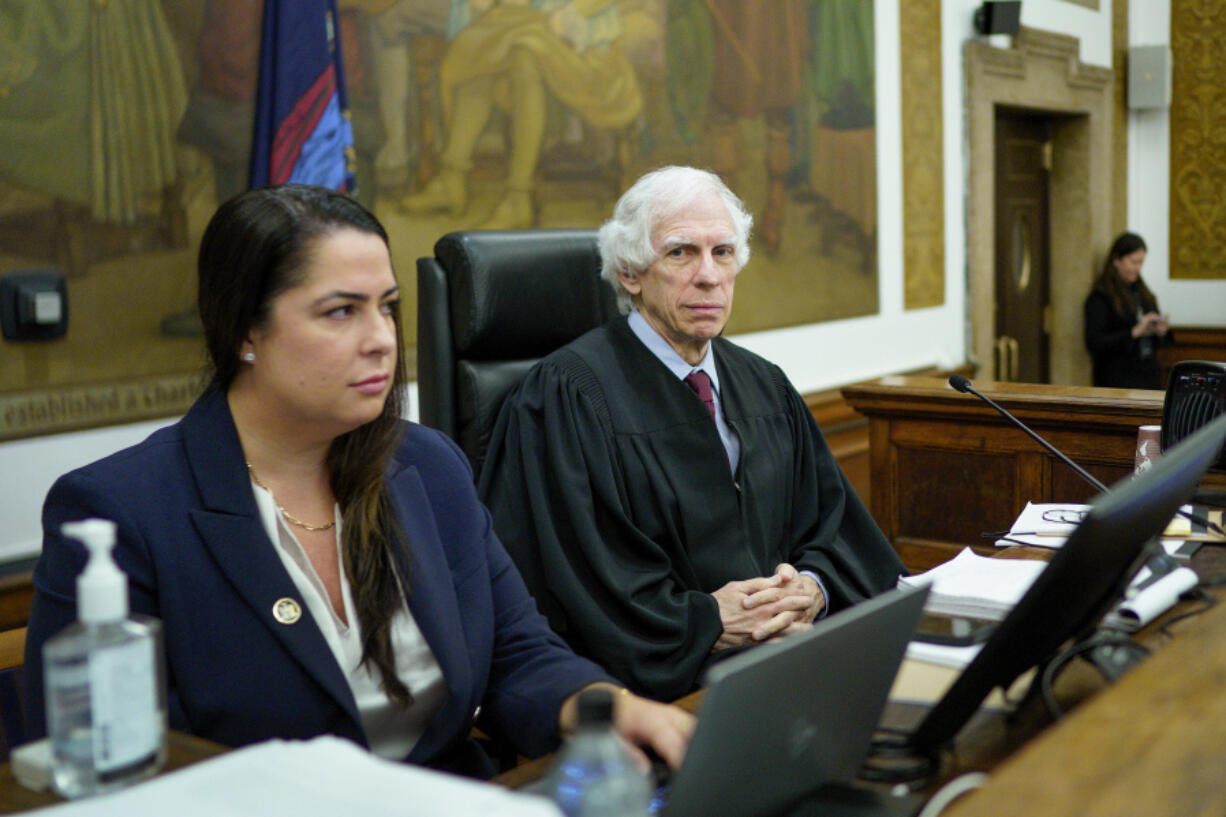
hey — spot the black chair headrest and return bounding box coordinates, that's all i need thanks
[433,230,616,360]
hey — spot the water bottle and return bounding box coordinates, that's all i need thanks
[543,688,651,817]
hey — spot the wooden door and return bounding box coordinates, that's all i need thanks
[993,110,1051,383]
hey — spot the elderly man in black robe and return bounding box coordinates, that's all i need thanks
[478,166,904,702]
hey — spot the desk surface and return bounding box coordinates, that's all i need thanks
[496,543,1226,815]
[4,546,1225,814]
[0,730,224,813]
[943,543,1226,816]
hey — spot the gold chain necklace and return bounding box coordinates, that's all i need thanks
[246,463,337,532]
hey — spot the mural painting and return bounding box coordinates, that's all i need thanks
[0,0,878,437]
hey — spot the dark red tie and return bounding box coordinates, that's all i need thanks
[684,370,716,418]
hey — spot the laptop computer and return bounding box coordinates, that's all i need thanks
[656,586,930,817]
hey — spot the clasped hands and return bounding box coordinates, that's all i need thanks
[1132,311,1170,339]
[711,563,826,651]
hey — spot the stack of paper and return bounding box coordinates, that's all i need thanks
[34,736,563,817]
[898,547,1046,622]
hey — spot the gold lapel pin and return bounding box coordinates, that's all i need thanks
[272,597,302,625]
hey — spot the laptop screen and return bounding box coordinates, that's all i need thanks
[906,413,1226,753]
[658,586,928,817]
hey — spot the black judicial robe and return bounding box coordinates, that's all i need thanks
[477,316,905,702]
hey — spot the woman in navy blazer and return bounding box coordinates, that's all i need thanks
[24,185,692,778]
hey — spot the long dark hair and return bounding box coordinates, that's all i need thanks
[198,185,414,706]
[1090,232,1158,320]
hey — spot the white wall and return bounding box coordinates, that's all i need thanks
[0,418,176,562]
[1124,0,1221,326]
[6,1,1210,564]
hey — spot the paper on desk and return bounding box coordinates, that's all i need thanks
[891,657,1029,712]
[994,502,1212,553]
[1102,564,1200,632]
[904,640,984,669]
[898,547,1046,622]
[33,736,563,817]
[992,502,1087,548]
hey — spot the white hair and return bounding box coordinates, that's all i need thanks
[597,166,753,313]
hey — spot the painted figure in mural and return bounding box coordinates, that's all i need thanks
[0,1,186,224]
[666,0,875,258]
[362,0,452,192]
[400,0,643,229]
[702,0,808,255]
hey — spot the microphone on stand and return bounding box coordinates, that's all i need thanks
[947,374,1211,683]
[949,375,1107,491]
[947,374,1224,538]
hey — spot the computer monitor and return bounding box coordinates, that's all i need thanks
[903,412,1226,755]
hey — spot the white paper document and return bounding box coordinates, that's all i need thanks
[994,502,1209,556]
[1102,563,1200,631]
[901,542,1199,655]
[33,736,563,817]
[898,547,1046,622]
[992,502,1087,548]
[903,640,985,670]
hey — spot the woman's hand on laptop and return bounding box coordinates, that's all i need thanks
[559,682,695,770]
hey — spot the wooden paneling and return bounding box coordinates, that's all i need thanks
[842,375,1226,572]
[1159,325,1226,385]
[805,388,870,504]
[0,573,32,634]
[897,448,1016,546]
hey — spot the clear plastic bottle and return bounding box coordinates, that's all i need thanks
[43,518,167,799]
[543,688,651,817]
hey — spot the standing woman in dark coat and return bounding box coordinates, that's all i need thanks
[1083,232,1172,389]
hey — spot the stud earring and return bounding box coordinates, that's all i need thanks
[242,352,255,363]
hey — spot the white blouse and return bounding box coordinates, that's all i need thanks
[251,482,446,759]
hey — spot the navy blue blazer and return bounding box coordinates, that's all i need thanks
[24,389,612,774]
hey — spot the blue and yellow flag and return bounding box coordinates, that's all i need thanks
[249,0,356,192]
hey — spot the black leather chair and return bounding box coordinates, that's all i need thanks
[416,230,619,475]
[1162,361,1226,504]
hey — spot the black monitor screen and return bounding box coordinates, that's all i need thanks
[907,412,1226,751]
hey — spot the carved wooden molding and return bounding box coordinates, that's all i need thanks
[899,0,945,310]
[1170,0,1226,280]
[0,373,200,442]
[1111,0,1128,235]
[965,25,1114,387]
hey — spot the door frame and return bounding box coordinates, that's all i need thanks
[965,27,1113,385]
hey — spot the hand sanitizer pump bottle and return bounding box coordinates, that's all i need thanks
[43,518,167,798]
